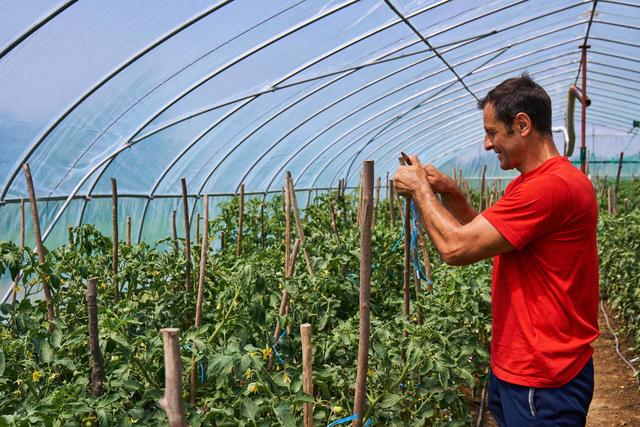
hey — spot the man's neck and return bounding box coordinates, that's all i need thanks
[517,137,560,174]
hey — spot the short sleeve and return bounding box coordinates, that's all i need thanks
[481,175,572,250]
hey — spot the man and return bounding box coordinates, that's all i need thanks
[393,74,599,426]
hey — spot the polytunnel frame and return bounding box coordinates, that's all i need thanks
[298,41,585,190]
[238,29,588,195]
[327,68,579,187]
[191,1,588,196]
[38,0,360,242]
[0,0,234,201]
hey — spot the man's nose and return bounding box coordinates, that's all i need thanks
[484,137,493,151]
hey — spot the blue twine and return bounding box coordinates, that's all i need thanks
[392,201,431,284]
[182,343,206,383]
[326,414,372,427]
[272,330,287,367]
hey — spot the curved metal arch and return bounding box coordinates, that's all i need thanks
[308,46,582,189]
[134,1,463,241]
[129,0,462,144]
[0,0,78,61]
[589,36,640,49]
[587,111,635,129]
[73,0,359,235]
[344,62,581,180]
[588,77,640,95]
[590,50,640,65]
[586,88,640,110]
[0,1,233,201]
[183,0,540,200]
[588,69,640,86]
[364,75,580,176]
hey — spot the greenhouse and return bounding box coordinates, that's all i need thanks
[0,0,639,425]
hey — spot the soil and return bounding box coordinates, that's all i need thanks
[471,304,640,426]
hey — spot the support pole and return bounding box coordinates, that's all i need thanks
[285,176,291,275]
[86,278,105,397]
[580,44,590,174]
[389,180,395,228]
[13,199,25,303]
[287,176,314,277]
[159,328,187,427]
[171,209,179,254]
[615,151,624,195]
[353,160,374,427]
[236,184,244,256]
[126,216,132,247]
[195,213,201,246]
[260,202,265,249]
[23,164,55,331]
[111,178,118,291]
[479,164,487,211]
[300,323,314,427]
[190,195,209,403]
[374,176,381,227]
[181,178,192,292]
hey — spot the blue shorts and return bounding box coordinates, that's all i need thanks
[489,358,594,426]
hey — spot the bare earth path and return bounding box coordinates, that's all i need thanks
[474,305,640,426]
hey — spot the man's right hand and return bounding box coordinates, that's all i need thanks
[422,164,458,195]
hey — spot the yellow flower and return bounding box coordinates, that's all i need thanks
[15,378,23,385]
[216,303,222,311]
[244,368,253,380]
[12,389,21,397]
[247,382,258,394]
[282,372,291,386]
[43,274,50,283]
[32,370,43,383]
[367,368,375,377]
[47,372,59,383]
[261,346,272,360]
[99,282,108,290]
[14,286,21,293]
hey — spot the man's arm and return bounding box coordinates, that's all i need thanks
[395,158,513,266]
[422,165,478,224]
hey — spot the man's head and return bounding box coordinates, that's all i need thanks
[478,74,553,171]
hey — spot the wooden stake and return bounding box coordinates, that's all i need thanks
[22,164,55,331]
[111,178,118,290]
[190,195,209,403]
[195,213,201,246]
[374,176,381,226]
[300,323,314,427]
[284,177,292,275]
[389,180,395,228]
[353,160,374,427]
[328,198,340,243]
[268,239,301,371]
[159,328,187,427]
[287,176,314,277]
[615,151,624,195]
[86,278,105,397]
[180,178,192,292]
[402,201,411,338]
[260,202,265,248]
[171,210,178,253]
[68,225,74,245]
[125,216,131,247]
[13,199,25,303]
[236,184,245,256]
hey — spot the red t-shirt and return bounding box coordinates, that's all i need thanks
[482,156,599,388]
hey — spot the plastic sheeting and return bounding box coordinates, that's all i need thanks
[1,0,638,247]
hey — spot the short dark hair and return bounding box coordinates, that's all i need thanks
[478,73,552,136]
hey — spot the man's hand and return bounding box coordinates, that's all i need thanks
[393,155,430,197]
[422,164,458,195]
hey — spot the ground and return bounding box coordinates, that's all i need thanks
[472,304,640,426]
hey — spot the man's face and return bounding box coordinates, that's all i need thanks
[482,103,524,170]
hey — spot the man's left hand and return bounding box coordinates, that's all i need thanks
[393,154,430,197]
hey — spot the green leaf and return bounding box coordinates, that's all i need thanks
[39,340,53,363]
[241,398,259,420]
[54,358,76,371]
[273,404,295,427]
[50,328,63,348]
[207,354,234,377]
[379,393,403,409]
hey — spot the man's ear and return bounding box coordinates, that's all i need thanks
[515,112,532,136]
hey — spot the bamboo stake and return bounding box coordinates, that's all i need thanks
[374,176,381,226]
[287,176,314,277]
[159,328,187,427]
[268,239,301,371]
[615,151,624,195]
[389,180,395,227]
[385,172,389,200]
[13,199,25,303]
[126,216,132,247]
[111,178,118,291]
[328,198,340,243]
[285,176,292,275]
[190,195,209,403]
[300,323,314,427]
[86,278,105,397]
[220,230,225,251]
[353,160,374,427]
[357,170,364,225]
[180,178,192,292]
[171,209,179,254]
[305,189,312,212]
[22,164,55,331]
[479,164,487,211]
[402,198,411,338]
[236,184,244,256]
[260,202,265,248]
[195,213,201,245]
[417,228,432,292]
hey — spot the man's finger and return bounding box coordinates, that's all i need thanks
[409,154,421,166]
